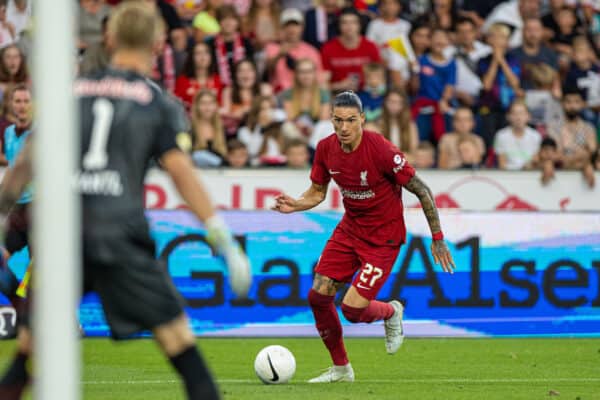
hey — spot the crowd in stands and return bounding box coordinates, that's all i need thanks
[1,0,600,185]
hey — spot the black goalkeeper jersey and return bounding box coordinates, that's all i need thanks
[75,68,187,224]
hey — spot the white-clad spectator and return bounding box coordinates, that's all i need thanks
[0,0,15,49]
[494,99,542,170]
[6,0,29,39]
[483,0,541,49]
[78,0,111,52]
[444,16,491,106]
[366,0,411,59]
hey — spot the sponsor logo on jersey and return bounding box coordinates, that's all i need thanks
[77,170,124,196]
[74,78,153,104]
[339,188,375,200]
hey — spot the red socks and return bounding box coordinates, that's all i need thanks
[308,289,349,366]
[341,301,394,323]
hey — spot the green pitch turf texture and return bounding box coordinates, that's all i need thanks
[1,337,599,399]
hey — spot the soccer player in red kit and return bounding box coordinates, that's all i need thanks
[273,91,455,383]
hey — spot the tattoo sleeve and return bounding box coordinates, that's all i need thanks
[405,175,441,234]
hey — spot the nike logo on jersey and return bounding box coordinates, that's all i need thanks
[356,283,372,290]
[267,354,279,382]
[329,170,341,175]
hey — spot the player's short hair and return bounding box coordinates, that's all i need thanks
[108,2,161,52]
[332,91,363,113]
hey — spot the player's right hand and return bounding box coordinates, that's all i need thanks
[271,194,297,213]
[205,215,252,298]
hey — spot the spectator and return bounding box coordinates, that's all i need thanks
[458,0,505,29]
[534,136,562,185]
[155,0,188,54]
[207,5,254,86]
[264,8,323,93]
[457,136,484,169]
[411,28,456,143]
[382,22,431,87]
[427,0,458,31]
[190,90,228,167]
[191,11,221,43]
[548,87,597,187]
[524,63,563,134]
[303,0,341,49]
[225,138,250,167]
[438,107,485,169]
[510,17,560,93]
[174,42,223,111]
[375,87,419,159]
[6,0,29,39]
[0,44,27,104]
[358,62,386,123]
[366,0,412,71]
[592,147,600,171]
[542,0,582,41]
[243,0,281,50]
[483,0,541,49]
[549,6,579,71]
[321,7,382,92]
[281,58,330,137]
[0,81,15,166]
[79,16,112,75]
[413,141,436,168]
[477,23,522,149]
[150,20,176,93]
[238,95,287,166]
[444,16,491,106]
[581,0,600,52]
[494,99,542,170]
[78,0,111,52]
[221,58,261,136]
[565,36,600,112]
[285,138,310,168]
[409,23,431,59]
[172,0,203,25]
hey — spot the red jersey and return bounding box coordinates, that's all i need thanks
[311,130,415,247]
[321,37,381,89]
[174,74,223,110]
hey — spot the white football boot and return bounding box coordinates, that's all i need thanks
[384,300,405,354]
[308,363,355,383]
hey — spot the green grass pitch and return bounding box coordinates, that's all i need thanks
[1,337,600,399]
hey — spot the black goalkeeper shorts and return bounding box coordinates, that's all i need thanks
[83,220,185,339]
[5,203,31,255]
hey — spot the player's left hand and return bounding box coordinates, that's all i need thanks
[431,240,455,274]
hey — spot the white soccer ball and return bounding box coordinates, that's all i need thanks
[254,345,296,384]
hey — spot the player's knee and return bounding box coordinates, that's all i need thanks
[341,303,364,323]
[308,288,333,309]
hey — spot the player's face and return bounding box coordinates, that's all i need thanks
[11,89,31,123]
[332,106,365,150]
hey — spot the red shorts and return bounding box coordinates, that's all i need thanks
[315,227,401,300]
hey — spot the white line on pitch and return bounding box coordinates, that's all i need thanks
[81,377,600,385]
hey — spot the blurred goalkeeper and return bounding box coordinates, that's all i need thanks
[273,91,455,383]
[0,3,251,400]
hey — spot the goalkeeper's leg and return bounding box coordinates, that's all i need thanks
[0,326,32,400]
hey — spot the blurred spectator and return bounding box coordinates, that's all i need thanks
[457,136,484,169]
[458,0,505,29]
[534,136,562,185]
[565,36,600,111]
[411,28,456,143]
[366,0,411,69]
[494,99,541,170]
[281,58,330,137]
[80,16,111,75]
[174,42,223,110]
[510,17,560,92]
[224,0,251,17]
[581,0,600,51]
[0,44,27,104]
[285,138,310,168]
[444,16,491,106]
[413,141,436,168]
[192,11,221,43]
[321,7,381,92]
[483,0,541,49]
[150,20,176,93]
[243,0,281,50]
[375,87,419,158]
[303,0,341,49]
[264,9,323,93]
[6,0,29,39]
[172,0,203,25]
[155,0,188,53]
[358,62,386,122]
[0,82,15,166]
[383,22,431,85]
[403,0,431,21]
[221,58,261,135]
[438,107,485,169]
[477,23,522,149]
[548,87,597,187]
[427,0,458,31]
[592,147,600,170]
[549,6,579,70]
[238,95,287,166]
[190,90,228,167]
[409,23,432,59]
[524,63,563,134]
[542,0,583,41]
[78,0,111,52]
[225,138,250,167]
[207,5,254,86]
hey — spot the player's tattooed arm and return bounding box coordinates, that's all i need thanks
[405,175,456,273]
[272,182,329,213]
[312,273,344,296]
